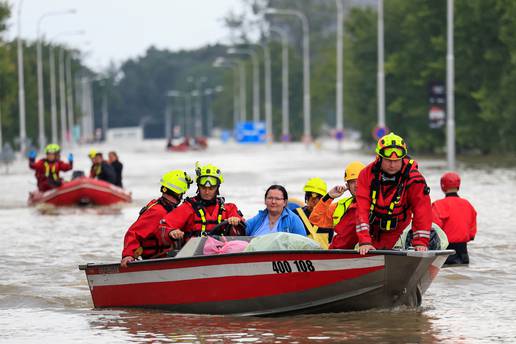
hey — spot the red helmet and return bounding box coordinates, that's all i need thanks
[440,172,461,191]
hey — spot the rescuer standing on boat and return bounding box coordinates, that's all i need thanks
[432,172,477,264]
[309,161,365,249]
[355,133,432,255]
[28,143,73,192]
[121,170,193,267]
[90,152,117,185]
[163,162,245,242]
[293,178,332,247]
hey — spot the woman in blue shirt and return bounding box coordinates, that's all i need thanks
[246,185,306,236]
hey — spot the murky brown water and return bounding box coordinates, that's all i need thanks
[1,139,515,343]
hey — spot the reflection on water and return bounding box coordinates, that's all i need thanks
[1,140,516,343]
[89,308,439,343]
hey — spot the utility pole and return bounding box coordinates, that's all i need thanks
[446,0,456,170]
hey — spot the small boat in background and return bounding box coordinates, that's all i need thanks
[29,177,132,206]
[79,236,453,316]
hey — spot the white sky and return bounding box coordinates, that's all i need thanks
[5,0,247,71]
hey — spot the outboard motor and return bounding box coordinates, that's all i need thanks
[72,170,85,180]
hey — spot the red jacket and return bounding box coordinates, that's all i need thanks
[29,158,73,191]
[432,194,477,243]
[329,203,358,249]
[355,158,432,248]
[122,199,177,259]
[163,196,244,237]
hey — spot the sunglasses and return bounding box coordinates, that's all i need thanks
[305,192,323,200]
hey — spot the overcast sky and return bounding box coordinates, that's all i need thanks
[6,0,247,71]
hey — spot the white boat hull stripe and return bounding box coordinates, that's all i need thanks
[88,256,385,287]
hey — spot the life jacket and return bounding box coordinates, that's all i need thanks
[368,158,427,233]
[295,207,332,249]
[43,160,59,180]
[185,196,225,236]
[92,163,101,177]
[332,196,354,226]
[135,198,177,259]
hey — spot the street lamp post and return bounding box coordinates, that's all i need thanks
[228,48,260,123]
[17,0,27,153]
[36,9,76,149]
[238,61,246,122]
[204,86,223,137]
[58,47,67,145]
[213,58,240,130]
[167,90,182,139]
[263,42,273,142]
[265,8,311,142]
[336,0,344,149]
[377,0,386,128]
[66,52,76,144]
[446,0,456,170]
[49,30,84,145]
[270,27,290,142]
[49,45,58,143]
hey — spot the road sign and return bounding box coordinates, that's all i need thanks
[372,126,388,140]
[335,129,344,141]
[429,105,445,128]
[235,121,266,143]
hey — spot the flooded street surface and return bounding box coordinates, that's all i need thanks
[1,139,515,343]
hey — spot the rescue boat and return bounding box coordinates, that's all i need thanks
[79,236,453,316]
[29,177,132,206]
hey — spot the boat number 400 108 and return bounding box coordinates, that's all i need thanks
[272,260,315,273]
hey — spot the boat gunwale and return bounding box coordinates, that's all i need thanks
[78,249,455,271]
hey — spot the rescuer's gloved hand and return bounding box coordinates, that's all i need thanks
[28,150,37,160]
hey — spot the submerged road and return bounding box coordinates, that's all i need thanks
[1,139,515,343]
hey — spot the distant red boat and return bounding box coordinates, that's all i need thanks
[28,177,132,206]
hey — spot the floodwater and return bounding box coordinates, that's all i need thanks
[1,139,515,343]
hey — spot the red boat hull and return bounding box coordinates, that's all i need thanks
[81,249,452,315]
[28,177,132,206]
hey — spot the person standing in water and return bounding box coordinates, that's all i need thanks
[432,172,477,265]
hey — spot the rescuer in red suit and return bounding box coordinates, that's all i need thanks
[121,170,193,267]
[28,143,73,192]
[163,162,245,243]
[432,172,477,265]
[355,133,433,255]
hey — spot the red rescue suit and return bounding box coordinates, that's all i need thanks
[122,198,177,259]
[162,196,244,239]
[329,203,358,249]
[29,158,73,192]
[355,158,432,249]
[432,194,477,243]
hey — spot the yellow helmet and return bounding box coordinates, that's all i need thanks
[344,161,366,181]
[88,149,97,159]
[195,162,224,186]
[375,132,407,160]
[44,143,61,154]
[303,177,327,196]
[160,170,193,195]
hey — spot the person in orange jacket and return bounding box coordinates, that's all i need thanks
[163,162,245,244]
[432,172,477,265]
[355,133,432,255]
[28,144,73,192]
[121,170,193,267]
[309,161,365,249]
[293,177,332,247]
